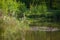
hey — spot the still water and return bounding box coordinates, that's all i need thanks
[25,27,60,40]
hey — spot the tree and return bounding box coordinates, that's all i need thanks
[0,0,19,16]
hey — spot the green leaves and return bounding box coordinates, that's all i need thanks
[0,0,19,15]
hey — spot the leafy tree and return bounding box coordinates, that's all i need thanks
[0,0,19,16]
[17,0,46,8]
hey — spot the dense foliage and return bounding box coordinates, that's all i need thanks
[0,0,60,40]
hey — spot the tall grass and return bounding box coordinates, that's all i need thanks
[0,15,29,40]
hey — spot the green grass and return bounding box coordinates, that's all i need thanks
[0,15,29,40]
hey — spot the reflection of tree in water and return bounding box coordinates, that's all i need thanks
[46,31,60,40]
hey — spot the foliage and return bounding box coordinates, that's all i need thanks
[0,0,19,15]
[0,0,29,40]
[0,15,29,40]
[0,0,60,40]
[16,2,27,19]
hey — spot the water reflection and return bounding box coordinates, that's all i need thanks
[25,27,60,40]
[46,31,60,40]
[29,27,60,31]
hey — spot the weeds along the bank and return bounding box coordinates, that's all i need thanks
[0,15,29,40]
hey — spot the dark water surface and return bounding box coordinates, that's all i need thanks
[25,27,60,40]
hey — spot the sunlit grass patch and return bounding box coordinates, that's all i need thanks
[0,15,29,40]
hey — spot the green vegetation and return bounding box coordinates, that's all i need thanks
[0,0,60,40]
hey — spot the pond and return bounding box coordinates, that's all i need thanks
[25,27,60,40]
